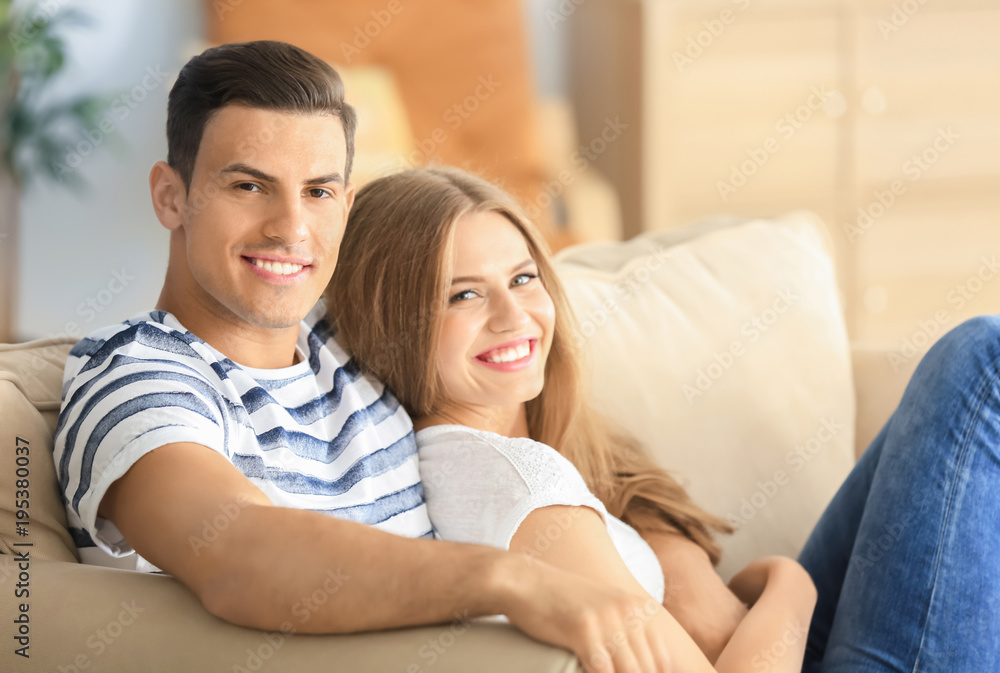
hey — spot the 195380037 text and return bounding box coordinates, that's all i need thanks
[11,435,33,659]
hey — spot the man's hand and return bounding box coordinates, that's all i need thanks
[496,552,718,673]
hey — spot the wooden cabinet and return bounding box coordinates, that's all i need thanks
[571,0,1000,348]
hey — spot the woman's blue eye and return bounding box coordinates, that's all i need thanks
[449,290,477,304]
[512,273,537,287]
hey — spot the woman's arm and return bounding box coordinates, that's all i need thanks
[512,505,816,672]
[716,557,816,673]
[638,523,816,669]
[637,525,749,663]
[511,504,720,672]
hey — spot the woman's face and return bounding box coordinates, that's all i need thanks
[434,210,556,424]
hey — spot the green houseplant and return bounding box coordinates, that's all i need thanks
[1,0,107,342]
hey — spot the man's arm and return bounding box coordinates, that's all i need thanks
[100,442,690,672]
[99,441,506,631]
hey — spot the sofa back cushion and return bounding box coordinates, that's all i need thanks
[0,338,79,562]
[554,212,855,580]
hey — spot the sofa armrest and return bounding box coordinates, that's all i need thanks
[851,344,921,461]
[0,557,581,673]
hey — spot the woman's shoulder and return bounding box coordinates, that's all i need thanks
[416,424,587,496]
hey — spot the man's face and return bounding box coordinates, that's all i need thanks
[175,105,354,331]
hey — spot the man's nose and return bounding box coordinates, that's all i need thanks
[262,193,309,245]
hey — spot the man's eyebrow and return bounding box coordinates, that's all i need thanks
[219,163,344,186]
[451,259,536,285]
[220,163,276,182]
[304,172,344,186]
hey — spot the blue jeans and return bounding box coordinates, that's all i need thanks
[798,315,1000,673]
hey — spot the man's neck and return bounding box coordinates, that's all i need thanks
[155,293,303,370]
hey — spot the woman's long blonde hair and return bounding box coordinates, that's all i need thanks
[327,166,732,564]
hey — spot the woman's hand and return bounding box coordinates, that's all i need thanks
[727,556,816,607]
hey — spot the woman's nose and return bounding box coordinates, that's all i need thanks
[488,290,532,332]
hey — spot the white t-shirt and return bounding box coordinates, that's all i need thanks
[54,298,432,572]
[416,424,665,606]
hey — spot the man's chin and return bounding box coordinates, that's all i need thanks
[240,307,311,330]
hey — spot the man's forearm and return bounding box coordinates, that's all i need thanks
[199,504,513,633]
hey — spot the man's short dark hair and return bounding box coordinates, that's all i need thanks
[166,40,357,189]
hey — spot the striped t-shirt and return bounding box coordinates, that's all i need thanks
[53,298,433,572]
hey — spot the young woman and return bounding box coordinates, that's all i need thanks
[329,166,1000,672]
[326,166,817,671]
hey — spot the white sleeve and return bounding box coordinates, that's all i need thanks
[54,336,227,557]
[418,432,609,550]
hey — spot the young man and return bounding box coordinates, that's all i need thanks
[52,41,679,671]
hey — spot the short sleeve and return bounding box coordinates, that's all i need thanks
[54,332,228,556]
[418,429,609,550]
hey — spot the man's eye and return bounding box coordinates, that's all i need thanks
[512,273,537,287]
[237,182,260,192]
[449,290,477,304]
[309,188,331,198]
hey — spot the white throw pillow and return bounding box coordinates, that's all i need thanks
[554,212,855,580]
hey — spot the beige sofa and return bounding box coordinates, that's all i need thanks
[0,212,920,672]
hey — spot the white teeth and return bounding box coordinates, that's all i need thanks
[484,342,531,364]
[251,258,304,275]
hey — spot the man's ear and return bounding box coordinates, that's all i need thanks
[343,181,357,213]
[149,161,187,231]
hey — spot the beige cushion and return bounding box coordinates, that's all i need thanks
[555,212,856,580]
[0,337,79,563]
[0,557,579,673]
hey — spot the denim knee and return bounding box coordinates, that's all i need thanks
[917,314,1000,396]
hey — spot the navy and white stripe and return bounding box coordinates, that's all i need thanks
[53,298,433,571]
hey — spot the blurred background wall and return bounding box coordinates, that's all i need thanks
[2,0,998,366]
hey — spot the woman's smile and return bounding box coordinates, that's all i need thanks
[475,337,539,371]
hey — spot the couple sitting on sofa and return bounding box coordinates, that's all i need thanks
[52,40,1000,673]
